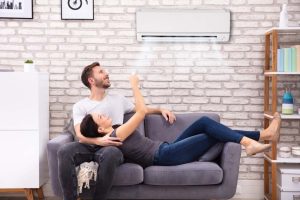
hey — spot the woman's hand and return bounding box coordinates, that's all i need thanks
[129,74,140,88]
[161,108,176,124]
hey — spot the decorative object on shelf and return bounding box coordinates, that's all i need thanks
[277,46,300,72]
[24,59,36,72]
[292,146,300,157]
[279,4,288,28]
[282,84,294,115]
[278,146,292,158]
[0,0,33,19]
[61,0,94,20]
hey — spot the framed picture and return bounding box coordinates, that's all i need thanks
[61,0,94,20]
[0,0,33,19]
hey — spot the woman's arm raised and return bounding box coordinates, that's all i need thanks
[115,74,147,141]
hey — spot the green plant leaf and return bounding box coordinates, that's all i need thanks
[24,59,33,64]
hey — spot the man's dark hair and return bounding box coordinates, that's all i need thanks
[80,114,101,138]
[81,62,100,89]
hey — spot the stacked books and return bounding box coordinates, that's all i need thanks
[277,45,300,72]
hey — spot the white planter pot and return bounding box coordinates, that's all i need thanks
[24,63,36,72]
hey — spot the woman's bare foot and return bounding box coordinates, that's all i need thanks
[241,137,272,156]
[261,112,281,142]
[245,142,271,156]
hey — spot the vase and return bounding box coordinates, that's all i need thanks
[24,63,36,72]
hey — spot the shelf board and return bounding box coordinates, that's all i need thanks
[264,71,300,75]
[281,114,300,119]
[266,27,300,34]
[264,154,300,164]
[264,112,300,120]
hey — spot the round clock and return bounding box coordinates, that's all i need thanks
[68,0,82,10]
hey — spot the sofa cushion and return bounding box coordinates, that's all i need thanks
[143,162,223,186]
[124,113,145,136]
[63,118,77,141]
[112,163,143,186]
[145,113,220,142]
[198,142,224,162]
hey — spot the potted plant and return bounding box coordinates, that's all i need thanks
[24,59,36,72]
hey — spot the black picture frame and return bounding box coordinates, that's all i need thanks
[0,0,33,19]
[61,0,94,20]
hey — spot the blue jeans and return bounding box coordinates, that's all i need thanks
[153,116,260,166]
[57,142,124,200]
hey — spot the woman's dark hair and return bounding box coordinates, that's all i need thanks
[81,62,100,89]
[80,114,102,138]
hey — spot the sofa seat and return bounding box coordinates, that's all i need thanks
[112,163,144,186]
[144,162,223,186]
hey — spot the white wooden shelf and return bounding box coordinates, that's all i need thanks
[264,154,300,164]
[264,113,300,120]
[266,27,300,34]
[264,72,300,75]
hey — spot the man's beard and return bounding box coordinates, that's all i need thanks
[95,78,111,89]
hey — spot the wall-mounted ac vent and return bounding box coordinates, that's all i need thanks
[136,9,231,43]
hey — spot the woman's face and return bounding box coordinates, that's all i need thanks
[91,113,112,133]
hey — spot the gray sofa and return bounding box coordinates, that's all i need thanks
[47,113,241,200]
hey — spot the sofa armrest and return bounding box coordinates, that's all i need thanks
[47,132,74,197]
[219,142,241,199]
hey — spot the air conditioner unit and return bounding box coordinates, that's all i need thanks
[136,9,231,43]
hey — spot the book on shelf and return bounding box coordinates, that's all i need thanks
[295,45,300,72]
[277,49,284,72]
[277,46,300,72]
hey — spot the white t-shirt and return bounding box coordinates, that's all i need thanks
[73,93,135,126]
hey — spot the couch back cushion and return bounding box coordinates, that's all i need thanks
[63,118,77,141]
[145,113,219,142]
[124,112,145,136]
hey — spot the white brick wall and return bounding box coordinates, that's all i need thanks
[1,0,300,198]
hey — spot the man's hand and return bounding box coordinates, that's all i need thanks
[161,108,176,124]
[76,124,122,146]
[94,136,123,147]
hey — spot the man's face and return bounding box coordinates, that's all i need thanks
[90,66,111,89]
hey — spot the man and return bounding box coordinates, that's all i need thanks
[57,62,175,200]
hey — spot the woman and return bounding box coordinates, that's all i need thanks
[80,75,281,167]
